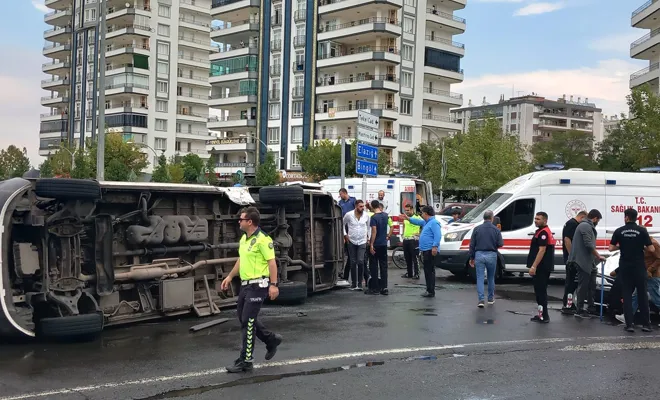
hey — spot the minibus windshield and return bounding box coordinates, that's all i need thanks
[459,193,512,223]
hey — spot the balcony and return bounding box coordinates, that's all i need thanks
[178,72,212,88]
[426,9,466,34]
[179,16,212,32]
[206,137,256,152]
[208,115,257,130]
[210,43,258,60]
[178,35,213,51]
[269,90,281,101]
[443,0,466,10]
[317,46,400,68]
[105,24,152,41]
[315,103,398,121]
[176,130,214,141]
[41,77,70,90]
[422,114,461,131]
[106,43,150,58]
[294,35,306,48]
[44,8,72,26]
[270,65,281,76]
[630,27,660,60]
[294,9,307,22]
[379,130,398,148]
[42,60,71,75]
[209,67,258,84]
[211,0,260,17]
[44,26,72,43]
[630,62,660,89]
[40,111,68,122]
[570,113,594,121]
[271,40,282,52]
[317,17,401,42]
[180,0,209,13]
[210,19,260,41]
[214,162,256,176]
[424,65,464,83]
[104,102,150,116]
[177,92,210,105]
[422,87,463,106]
[292,61,305,73]
[538,121,568,130]
[318,0,402,17]
[316,74,399,95]
[106,6,151,24]
[209,90,258,108]
[41,95,70,106]
[632,0,660,29]
[292,87,305,98]
[45,0,71,10]
[104,82,150,97]
[178,53,210,68]
[43,43,71,60]
[425,36,465,56]
[177,109,209,123]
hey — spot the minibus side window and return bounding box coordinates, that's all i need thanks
[497,199,536,232]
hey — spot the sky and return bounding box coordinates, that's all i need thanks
[0,0,646,167]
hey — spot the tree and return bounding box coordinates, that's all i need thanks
[38,159,54,178]
[180,154,205,183]
[255,151,280,186]
[297,139,392,181]
[168,163,185,183]
[449,117,528,199]
[205,156,218,185]
[531,130,598,170]
[151,153,170,183]
[86,133,149,181]
[399,141,444,194]
[598,85,660,171]
[0,145,30,179]
[70,147,93,179]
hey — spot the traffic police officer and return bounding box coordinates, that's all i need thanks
[401,203,421,279]
[609,208,655,332]
[221,206,283,373]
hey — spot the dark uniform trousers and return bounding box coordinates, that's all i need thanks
[369,245,389,291]
[533,266,552,319]
[421,250,436,295]
[403,239,420,276]
[621,265,651,327]
[562,261,579,307]
[237,284,276,362]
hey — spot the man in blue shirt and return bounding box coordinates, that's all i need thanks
[338,188,357,283]
[367,200,391,295]
[401,206,441,297]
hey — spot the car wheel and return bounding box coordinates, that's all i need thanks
[268,281,308,305]
[35,178,101,200]
[36,312,104,339]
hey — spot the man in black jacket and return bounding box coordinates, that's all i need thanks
[561,210,587,314]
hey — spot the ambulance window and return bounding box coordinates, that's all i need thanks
[497,198,536,232]
[401,192,415,214]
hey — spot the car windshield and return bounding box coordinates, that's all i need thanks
[459,193,512,223]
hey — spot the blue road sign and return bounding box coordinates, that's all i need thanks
[357,143,378,161]
[356,159,378,176]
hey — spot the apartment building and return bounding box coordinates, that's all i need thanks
[208,0,466,175]
[40,0,213,171]
[630,1,660,94]
[451,94,604,149]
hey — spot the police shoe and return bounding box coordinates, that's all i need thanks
[227,360,253,373]
[265,334,283,360]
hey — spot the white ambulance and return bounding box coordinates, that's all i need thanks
[319,176,434,247]
[439,170,660,279]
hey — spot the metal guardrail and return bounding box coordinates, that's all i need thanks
[319,17,400,32]
[317,46,399,60]
[426,9,466,24]
[318,74,398,86]
[630,62,660,80]
[425,35,465,49]
[423,87,462,99]
[632,0,656,18]
[631,27,660,49]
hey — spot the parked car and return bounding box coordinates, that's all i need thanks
[0,178,343,339]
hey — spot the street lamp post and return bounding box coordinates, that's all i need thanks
[96,0,107,181]
[48,144,75,173]
[127,141,160,159]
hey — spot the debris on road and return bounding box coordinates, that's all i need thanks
[189,318,229,332]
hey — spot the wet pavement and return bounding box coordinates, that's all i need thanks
[1,270,659,399]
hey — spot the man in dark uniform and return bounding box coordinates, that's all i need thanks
[561,210,587,314]
[528,212,556,323]
[221,207,283,372]
[609,208,655,332]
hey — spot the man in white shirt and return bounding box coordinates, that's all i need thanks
[343,199,371,290]
[377,190,390,214]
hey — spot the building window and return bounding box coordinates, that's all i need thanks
[401,99,412,115]
[404,0,415,5]
[154,138,167,150]
[399,125,412,142]
[424,48,461,73]
[269,103,280,119]
[291,151,300,167]
[84,8,97,22]
[397,151,407,166]
[403,17,414,34]
[158,42,170,55]
[291,126,303,143]
[158,24,170,37]
[157,81,169,94]
[401,71,412,88]
[158,5,171,18]
[268,127,280,144]
[156,100,168,112]
[157,61,169,75]
[402,44,413,61]
[292,101,303,117]
[155,119,167,131]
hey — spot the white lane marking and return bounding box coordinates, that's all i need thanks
[561,341,660,352]
[2,335,660,400]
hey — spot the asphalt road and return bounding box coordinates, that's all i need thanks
[1,270,659,400]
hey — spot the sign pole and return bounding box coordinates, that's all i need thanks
[340,136,345,190]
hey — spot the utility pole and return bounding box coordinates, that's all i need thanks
[96,0,107,181]
[340,136,345,189]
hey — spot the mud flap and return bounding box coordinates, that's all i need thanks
[95,215,114,296]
